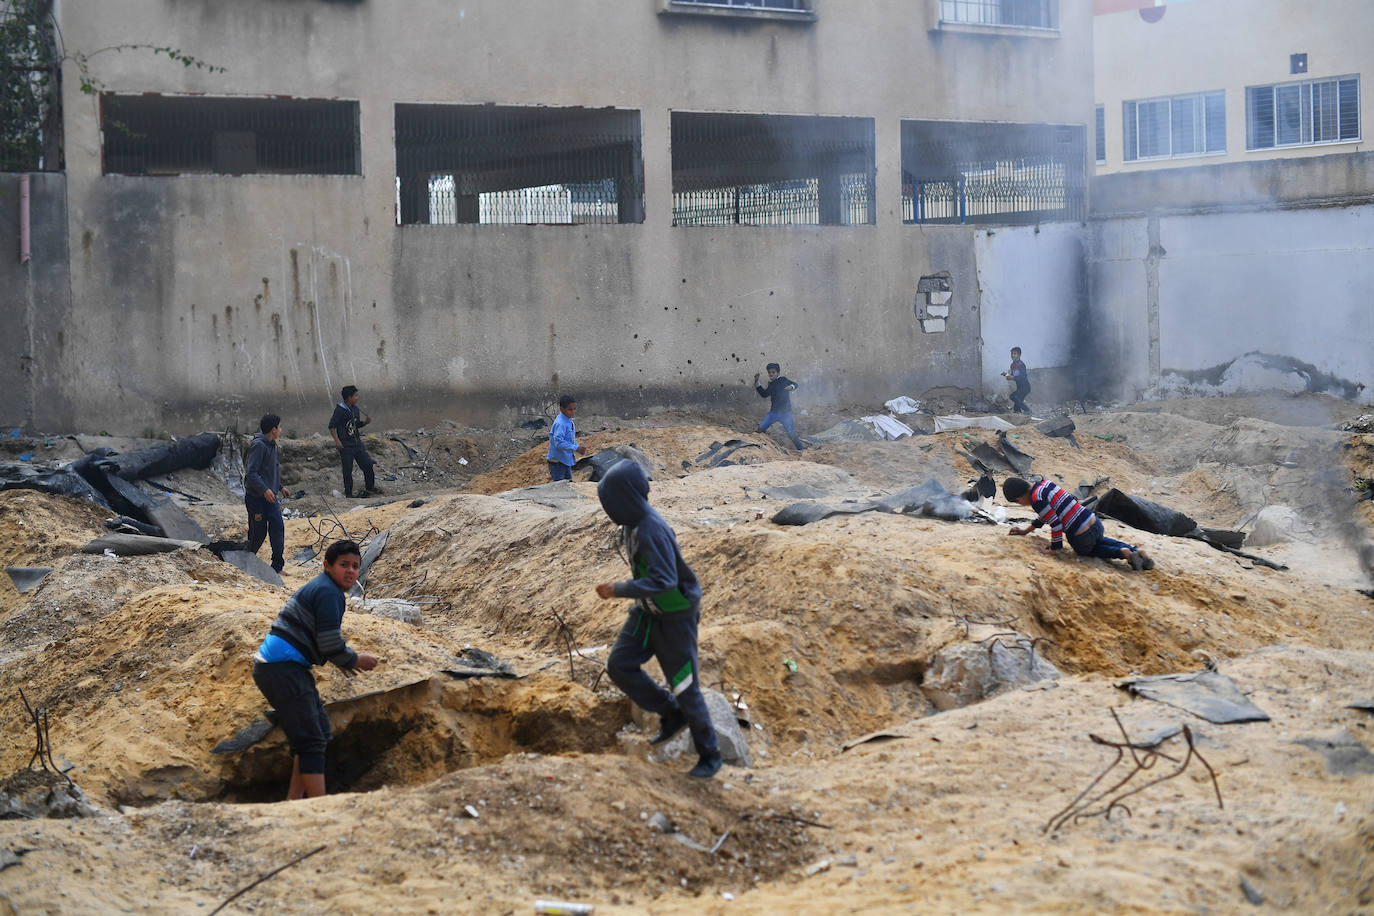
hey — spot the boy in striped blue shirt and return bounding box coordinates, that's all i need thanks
[1003,477,1154,570]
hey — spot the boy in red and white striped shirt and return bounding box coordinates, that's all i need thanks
[1003,477,1154,570]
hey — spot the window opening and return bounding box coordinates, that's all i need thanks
[1246,76,1360,150]
[1122,91,1225,162]
[671,112,875,227]
[394,104,644,226]
[901,120,1084,225]
[1094,104,1106,164]
[938,0,1058,30]
[101,95,360,176]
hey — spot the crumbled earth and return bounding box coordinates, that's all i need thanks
[0,393,1372,914]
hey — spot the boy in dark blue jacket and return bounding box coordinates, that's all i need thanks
[754,362,805,450]
[244,413,290,574]
[252,539,378,799]
[1002,347,1031,414]
[595,460,722,779]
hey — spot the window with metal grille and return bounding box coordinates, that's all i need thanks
[938,0,1058,30]
[661,0,815,19]
[1122,91,1225,162]
[1095,104,1106,164]
[100,95,360,175]
[1246,76,1360,150]
[671,112,874,227]
[901,120,1084,225]
[394,104,644,226]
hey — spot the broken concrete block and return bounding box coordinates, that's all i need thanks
[921,638,1061,712]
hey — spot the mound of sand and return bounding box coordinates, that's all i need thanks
[0,397,1371,914]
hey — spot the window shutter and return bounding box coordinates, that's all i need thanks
[1338,77,1360,141]
[1204,91,1226,152]
[1122,101,1138,161]
[1246,86,1274,149]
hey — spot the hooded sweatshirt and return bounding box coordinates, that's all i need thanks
[243,432,282,500]
[597,460,701,614]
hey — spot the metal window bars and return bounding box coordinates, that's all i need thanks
[939,0,1058,29]
[901,120,1084,225]
[395,104,644,226]
[671,111,875,227]
[100,95,361,175]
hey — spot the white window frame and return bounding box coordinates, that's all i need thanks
[1246,75,1361,151]
[1123,90,1226,162]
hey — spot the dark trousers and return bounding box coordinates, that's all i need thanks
[1067,519,1136,560]
[607,605,719,758]
[245,494,285,572]
[339,444,375,495]
[1011,381,1031,414]
[252,661,331,774]
[549,461,572,481]
[759,409,804,450]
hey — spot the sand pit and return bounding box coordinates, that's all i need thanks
[0,395,1372,914]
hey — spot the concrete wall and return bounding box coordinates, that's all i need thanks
[1094,0,1373,174]
[0,174,72,432]
[976,207,1374,407]
[38,0,1094,433]
[974,222,1088,407]
[1094,151,1374,216]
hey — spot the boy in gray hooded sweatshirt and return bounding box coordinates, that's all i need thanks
[594,460,722,779]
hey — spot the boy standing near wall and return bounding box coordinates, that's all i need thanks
[251,539,378,799]
[547,394,586,481]
[329,385,381,498]
[753,362,805,451]
[594,460,722,780]
[1002,347,1031,414]
[244,413,290,574]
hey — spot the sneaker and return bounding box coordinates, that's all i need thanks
[689,754,723,780]
[1129,550,1146,571]
[1137,548,1155,571]
[649,710,688,747]
[365,486,385,496]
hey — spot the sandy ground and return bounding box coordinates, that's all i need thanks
[0,393,1372,914]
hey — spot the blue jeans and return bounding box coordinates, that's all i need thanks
[759,409,804,449]
[245,494,285,572]
[1067,519,1135,560]
[607,606,719,758]
[1012,381,1031,413]
[549,461,572,481]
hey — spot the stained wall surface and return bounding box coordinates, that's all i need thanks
[42,0,1094,432]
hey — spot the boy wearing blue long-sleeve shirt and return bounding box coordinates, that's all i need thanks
[252,539,378,800]
[754,362,805,450]
[547,394,586,481]
[594,460,722,779]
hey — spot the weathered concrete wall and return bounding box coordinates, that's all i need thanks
[1086,205,1374,403]
[975,223,1088,408]
[978,203,1374,406]
[0,174,72,432]
[1094,151,1374,216]
[41,0,1094,433]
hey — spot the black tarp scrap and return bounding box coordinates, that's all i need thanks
[1094,488,1281,569]
[996,431,1034,475]
[91,432,220,481]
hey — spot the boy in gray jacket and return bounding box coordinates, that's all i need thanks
[595,460,722,779]
[244,414,290,574]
